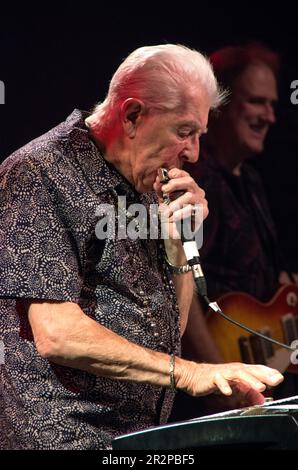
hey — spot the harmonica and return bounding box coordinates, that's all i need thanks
[158,168,184,204]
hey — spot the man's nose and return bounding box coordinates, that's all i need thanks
[185,135,200,163]
[263,103,276,124]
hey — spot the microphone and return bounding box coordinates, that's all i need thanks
[158,167,295,354]
[158,168,208,297]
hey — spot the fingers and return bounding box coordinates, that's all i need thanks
[242,364,284,387]
[214,370,265,396]
[159,202,206,240]
[161,179,204,205]
[238,386,265,406]
[155,168,208,240]
[167,168,190,179]
[213,372,233,396]
[228,369,267,393]
[166,189,206,209]
[169,203,203,222]
[155,168,208,221]
[217,382,265,408]
[154,168,205,203]
[176,360,283,404]
[213,364,283,397]
[154,168,190,194]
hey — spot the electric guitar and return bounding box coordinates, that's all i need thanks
[207,284,298,373]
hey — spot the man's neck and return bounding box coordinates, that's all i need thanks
[86,118,135,186]
[212,142,251,177]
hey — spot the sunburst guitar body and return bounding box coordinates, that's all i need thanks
[207,284,298,373]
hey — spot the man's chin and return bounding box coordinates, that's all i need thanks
[246,140,265,156]
[136,178,154,193]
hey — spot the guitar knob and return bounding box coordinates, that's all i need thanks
[287,291,298,307]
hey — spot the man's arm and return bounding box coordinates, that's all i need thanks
[28,300,284,399]
[28,300,173,387]
[182,292,223,363]
[163,237,194,335]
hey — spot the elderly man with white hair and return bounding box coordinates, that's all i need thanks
[0,44,283,449]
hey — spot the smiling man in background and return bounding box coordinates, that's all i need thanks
[173,44,296,422]
[185,43,284,303]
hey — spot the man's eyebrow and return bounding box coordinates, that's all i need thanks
[178,120,208,133]
[178,120,198,127]
[247,94,279,105]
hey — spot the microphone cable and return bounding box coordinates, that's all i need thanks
[158,167,296,353]
[192,261,295,353]
[182,226,295,353]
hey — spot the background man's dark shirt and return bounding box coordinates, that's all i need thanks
[187,152,280,302]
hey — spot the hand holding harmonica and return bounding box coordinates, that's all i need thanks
[153,167,208,241]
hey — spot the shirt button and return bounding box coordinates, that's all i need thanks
[150,322,156,328]
[139,290,145,296]
[153,332,159,338]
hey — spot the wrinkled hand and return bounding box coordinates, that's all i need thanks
[153,168,208,240]
[175,360,283,405]
[200,382,269,414]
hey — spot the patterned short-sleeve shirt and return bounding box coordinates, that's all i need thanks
[0,109,181,449]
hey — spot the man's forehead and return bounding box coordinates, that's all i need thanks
[236,63,278,98]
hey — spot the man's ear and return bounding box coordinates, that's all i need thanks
[121,98,145,138]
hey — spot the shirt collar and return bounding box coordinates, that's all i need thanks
[63,109,137,198]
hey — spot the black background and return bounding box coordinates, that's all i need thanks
[1,1,298,269]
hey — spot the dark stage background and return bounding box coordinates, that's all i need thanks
[1,2,298,271]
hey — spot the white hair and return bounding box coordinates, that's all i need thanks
[90,44,226,135]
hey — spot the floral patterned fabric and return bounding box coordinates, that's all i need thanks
[0,109,180,449]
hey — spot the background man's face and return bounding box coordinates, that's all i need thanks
[226,63,278,155]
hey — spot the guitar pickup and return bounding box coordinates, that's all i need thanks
[281,313,298,345]
[249,328,273,364]
[238,336,254,364]
[259,328,274,359]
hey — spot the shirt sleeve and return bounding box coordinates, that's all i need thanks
[0,155,83,302]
